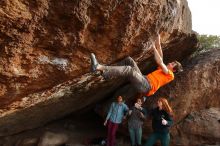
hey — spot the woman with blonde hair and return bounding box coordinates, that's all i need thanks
[144,97,174,146]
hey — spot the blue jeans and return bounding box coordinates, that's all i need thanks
[144,132,170,146]
[129,127,142,146]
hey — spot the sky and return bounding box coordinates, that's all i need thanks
[187,0,220,36]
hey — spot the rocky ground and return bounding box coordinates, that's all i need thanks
[0,111,132,146]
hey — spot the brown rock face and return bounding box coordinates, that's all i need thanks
[153,48,220,145]
[173,108,220,146]
[156,48,220,121]
[0,0,197,136]
[98,49,220,146]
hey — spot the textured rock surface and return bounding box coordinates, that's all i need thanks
[155,48,220,121]
[148,48,220,145]
[0,0,197,136]
[172,108,220,146]
[98,49,220,146]
[0,113,107,146]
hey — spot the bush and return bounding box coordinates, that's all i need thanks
[198,35,220,51]
[189,35,220,58]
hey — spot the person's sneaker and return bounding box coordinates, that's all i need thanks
[90,53,99,72]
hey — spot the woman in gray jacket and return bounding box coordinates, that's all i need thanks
[128,97,146,146]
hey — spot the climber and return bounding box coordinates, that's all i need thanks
[90,34,183,98]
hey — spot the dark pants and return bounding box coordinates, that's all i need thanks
[144,132,170,146]
[107,120,119,146]
[129,127,142,146]
[103,57,151,93]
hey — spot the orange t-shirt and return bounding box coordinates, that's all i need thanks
[146,68,174,96]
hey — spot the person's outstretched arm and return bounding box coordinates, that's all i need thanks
[155,34,163,60]
[152,38,169,74]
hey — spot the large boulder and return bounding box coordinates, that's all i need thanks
[147,48,220,145]
[155,48,220,121]
[0,0,197,136]
[172,108,220,146]
[97,49,220,146]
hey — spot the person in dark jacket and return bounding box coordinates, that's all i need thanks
[128,97,146,146]
[144,97,174,146]
[104,96,129,146]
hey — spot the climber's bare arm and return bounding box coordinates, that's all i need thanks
[152,44,169,74]
[155,34,163,60]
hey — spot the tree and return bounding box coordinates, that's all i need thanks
[198,35,220,51]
